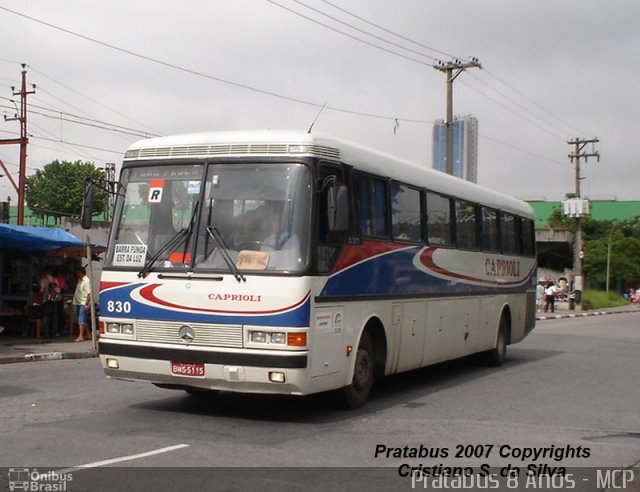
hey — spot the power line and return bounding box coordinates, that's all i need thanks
[0,5,431,124]
[266,0,433,66]
[28,120,102,162]
[28,65,165,136]
[29,135,124,155]
[33,85,153,143]
[458,79,566,142]
[482,68,590,137]
[466,71,572,138]
[479,133,567,167]
[318,0,458,60]
[284,0,438,62]
[0,102,152,139]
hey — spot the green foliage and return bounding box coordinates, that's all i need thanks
[581,290,630,310]
[25,160,107,221]
[583,218,640,289]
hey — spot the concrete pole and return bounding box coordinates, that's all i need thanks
[445,68,454,176]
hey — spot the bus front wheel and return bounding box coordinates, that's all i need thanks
[337,331,374,409]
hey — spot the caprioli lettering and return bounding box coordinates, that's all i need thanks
[208,293,262,302]
[485,258,520,277]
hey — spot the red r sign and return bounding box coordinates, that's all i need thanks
[148,179,165,203]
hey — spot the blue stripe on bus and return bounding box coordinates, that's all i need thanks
[100,283,311,327]
[319,247,529,298]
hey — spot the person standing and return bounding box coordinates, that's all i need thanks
[73,266,91,342]
[536,281,545,312]
[544,281,557,313]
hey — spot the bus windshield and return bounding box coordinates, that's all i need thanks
[106,162,311,274]
[195,163,311,273]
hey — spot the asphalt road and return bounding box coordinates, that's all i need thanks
[1,313,639,491]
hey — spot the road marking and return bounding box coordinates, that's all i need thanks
[58,444,189,473]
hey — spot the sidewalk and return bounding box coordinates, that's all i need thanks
[0,333,98,365]
[536,300,640,320]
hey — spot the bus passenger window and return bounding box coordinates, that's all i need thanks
[355,174,388,237]
[426,192,453,246]
[481,207,500,252]
[455,200,478,250]
[391,182,422,242]
[520,218,535,256]
[501,212,518,254]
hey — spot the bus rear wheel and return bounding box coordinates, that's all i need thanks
[336,331,374,409]
[481,313,508,367]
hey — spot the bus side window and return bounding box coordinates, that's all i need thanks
[355,173,388,238]
[480,206,500,252]
[501,212,518,254]
[391,182,422,242]
[426,192,454,246]
[318,166,346,273]
[520,217,535,256]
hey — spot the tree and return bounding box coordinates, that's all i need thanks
[25,160,107,222]
[583,219,640,289]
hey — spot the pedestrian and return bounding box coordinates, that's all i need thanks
[73,266,92,342]
[536,281,545,312]
[544,281,557,313]
[38,268,56,338]
[51,268,66,336]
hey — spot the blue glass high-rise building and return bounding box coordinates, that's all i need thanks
[432,114,478,183]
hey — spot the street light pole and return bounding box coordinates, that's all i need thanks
[606,228,613,293]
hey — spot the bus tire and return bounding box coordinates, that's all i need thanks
[336,331,374,409]
[481,313,509,367]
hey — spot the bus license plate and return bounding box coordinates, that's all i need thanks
[171,362,205,377]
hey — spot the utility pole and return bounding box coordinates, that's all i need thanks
[104,162,116,221]
[0,64,35,225]
[568,137,599,309]
[433,58,481,176]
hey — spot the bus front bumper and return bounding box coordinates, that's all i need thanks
[98,339,310,395]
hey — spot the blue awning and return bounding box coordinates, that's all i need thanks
[0,225,104,255]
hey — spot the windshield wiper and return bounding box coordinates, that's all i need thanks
[137,228,189,278]
[138,200,200,278]
[206,226,246,283]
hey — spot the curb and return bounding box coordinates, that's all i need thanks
[536,309,638,321]
[0,349,98,365]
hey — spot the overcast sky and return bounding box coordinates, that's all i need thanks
[0,0,638,205]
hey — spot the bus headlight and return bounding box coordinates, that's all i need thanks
[107,323,121,334]
[121,324,134,335]
[250,331,267,343]
[270,332,286,345]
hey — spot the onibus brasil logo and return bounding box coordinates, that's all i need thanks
[8,468,73,491]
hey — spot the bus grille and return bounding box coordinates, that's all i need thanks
[135,320,244,348]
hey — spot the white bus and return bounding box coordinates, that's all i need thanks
[96,131,536,408]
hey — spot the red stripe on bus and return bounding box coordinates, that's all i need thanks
[138,284,310,315]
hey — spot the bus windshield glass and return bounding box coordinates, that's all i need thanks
[106,162,312,274]
[106,164,204,270]
[195,163,311,273]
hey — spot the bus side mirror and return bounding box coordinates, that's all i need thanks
[81,184,95,230]
[328,184,348,232]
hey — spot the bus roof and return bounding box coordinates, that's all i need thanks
[125,131,533,218]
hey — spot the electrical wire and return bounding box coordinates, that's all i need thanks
[0,5,431,124]
[479,133,566,166]
[482,68,591,137]
[28,65,165,136]
[318,0,458,60]
[266,0,433,66]
[284,0,437,62]
[457,80,566,142]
